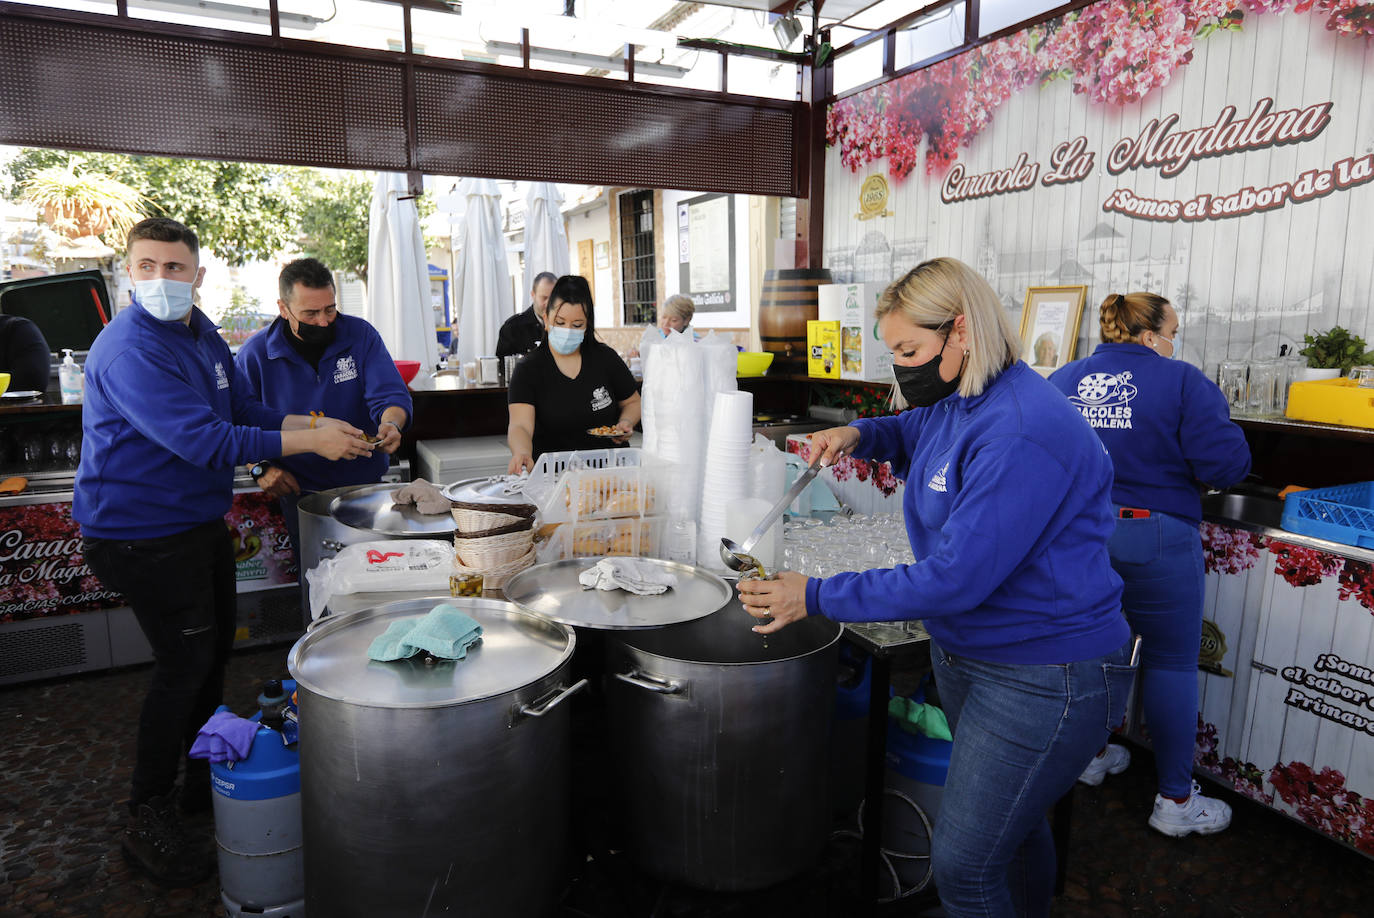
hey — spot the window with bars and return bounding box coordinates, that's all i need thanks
[619,190,656,325]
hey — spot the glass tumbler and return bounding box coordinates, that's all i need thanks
[1350,366,1374,388]
[1218,361,1249,415]
[1247,360,1284,416]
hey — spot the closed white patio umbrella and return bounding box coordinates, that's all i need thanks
[452,178,513,365]
[365,172,439,371]
[523,181,570,295]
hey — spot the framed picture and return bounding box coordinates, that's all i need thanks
[594,242,610,269]
[1020,285,1088,376]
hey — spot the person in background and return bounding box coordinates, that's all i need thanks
[658,293,696,337]
[736,257,1135,918]
[1049,292,1250,837]
[234,257,412,554]
[74,219,372,887]
[495,271,557,359]
[0,313,52,393]
[506,275,639,474]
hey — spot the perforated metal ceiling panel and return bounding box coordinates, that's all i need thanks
[0,12,807,196]
[414,68,805,197]
[0,16,409,171]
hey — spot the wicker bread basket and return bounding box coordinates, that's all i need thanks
[450,499,537,534]
[453,525,535,567]
[450,545,537,590]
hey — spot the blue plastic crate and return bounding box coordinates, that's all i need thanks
[1281,481,1374,548]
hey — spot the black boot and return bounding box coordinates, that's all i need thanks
[121,792,214,887]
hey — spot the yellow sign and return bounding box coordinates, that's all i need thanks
[856,174,893,220]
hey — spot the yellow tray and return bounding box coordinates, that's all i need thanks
[1285,378,1374,429]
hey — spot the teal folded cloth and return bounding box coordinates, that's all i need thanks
[888,695,953,741]
[367,604,483,662]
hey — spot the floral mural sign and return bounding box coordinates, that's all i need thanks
[827,0,1374,183]
[822,0,1374,375]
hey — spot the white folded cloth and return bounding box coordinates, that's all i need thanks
[578,558,679,595]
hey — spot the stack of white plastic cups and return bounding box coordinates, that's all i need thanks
[697,390,755,571]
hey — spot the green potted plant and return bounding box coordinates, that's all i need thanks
[1297,326,1374,380]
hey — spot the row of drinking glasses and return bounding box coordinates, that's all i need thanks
[1216,357,1306,417]
[782,513,915,579]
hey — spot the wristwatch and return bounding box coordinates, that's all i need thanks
[250,460,272,482]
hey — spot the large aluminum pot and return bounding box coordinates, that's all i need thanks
[287,595,584,917]
[296,482,450,619]
[607,601,841,891]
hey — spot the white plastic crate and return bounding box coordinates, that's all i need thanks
[522,448,665,524]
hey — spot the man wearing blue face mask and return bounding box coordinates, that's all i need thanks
[74,218,375,887]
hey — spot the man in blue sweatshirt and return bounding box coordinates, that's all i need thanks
[74,218,373,887]
[234,257,412,555]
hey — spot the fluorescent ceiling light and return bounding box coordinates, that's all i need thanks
[484,40,689,78]
[128,0,323,30]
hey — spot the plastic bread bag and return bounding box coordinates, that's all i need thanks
[306,539,455,620]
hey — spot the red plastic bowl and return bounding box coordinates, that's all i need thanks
[394,360,421,384]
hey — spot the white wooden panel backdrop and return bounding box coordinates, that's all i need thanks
[823,13,1374,375]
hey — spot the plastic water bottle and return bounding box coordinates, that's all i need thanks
[59,349,83,404]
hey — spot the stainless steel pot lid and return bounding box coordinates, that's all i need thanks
[442,475,534,506]
[329,482,457,535]
[502,558,732,630]
[288,596,574,707]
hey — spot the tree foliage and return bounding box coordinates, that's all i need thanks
[4,149,300,266]
[293,171,373,281]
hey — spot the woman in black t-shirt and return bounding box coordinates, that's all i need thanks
[506,275,641,473]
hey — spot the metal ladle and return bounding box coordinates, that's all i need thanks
[719,453,827,573]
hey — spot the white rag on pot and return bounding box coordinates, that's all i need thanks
[577,558,678,595]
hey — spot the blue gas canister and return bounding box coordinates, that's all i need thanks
[211,679,304,918]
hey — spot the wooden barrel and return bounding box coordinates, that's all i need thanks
[759,268,832,373]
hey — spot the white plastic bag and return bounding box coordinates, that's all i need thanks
[306,539,455,620]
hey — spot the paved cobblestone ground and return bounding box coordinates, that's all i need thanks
[1,644,1370,917]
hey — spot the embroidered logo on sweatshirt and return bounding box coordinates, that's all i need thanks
[590,386,612,411]
[1068,371,1137,430]
[333,356,358,384]
[927,461,949,493]
[213,361,229,390]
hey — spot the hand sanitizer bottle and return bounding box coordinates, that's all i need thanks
[59,349,84,404]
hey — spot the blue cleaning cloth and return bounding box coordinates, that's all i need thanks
[188,711,260,763]
[367,603,483,662]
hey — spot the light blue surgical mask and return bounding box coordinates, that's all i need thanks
[548,326,585,355]
[1153,329,1180,359]
[135,278,195,322]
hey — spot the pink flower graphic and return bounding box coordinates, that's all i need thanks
[1200,522,1265,574]
[824,0,1369,176]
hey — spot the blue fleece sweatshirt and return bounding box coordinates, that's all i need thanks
[805,361,1128,664]
[74,303,287,540]
[1048,343,1250,525]
[233,315,412,492]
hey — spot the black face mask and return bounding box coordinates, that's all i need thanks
[893,325,962,407]
[293,319,337,348]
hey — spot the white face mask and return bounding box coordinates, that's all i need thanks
[135,278,195,322]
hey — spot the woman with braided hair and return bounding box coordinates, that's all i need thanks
[1049,292,1251,837]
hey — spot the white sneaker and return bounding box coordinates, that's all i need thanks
[1077,744,1130,786]
[1148,781,1233,837]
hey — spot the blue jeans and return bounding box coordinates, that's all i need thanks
[1108,510,1204,799]
[930,639,1135,918]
